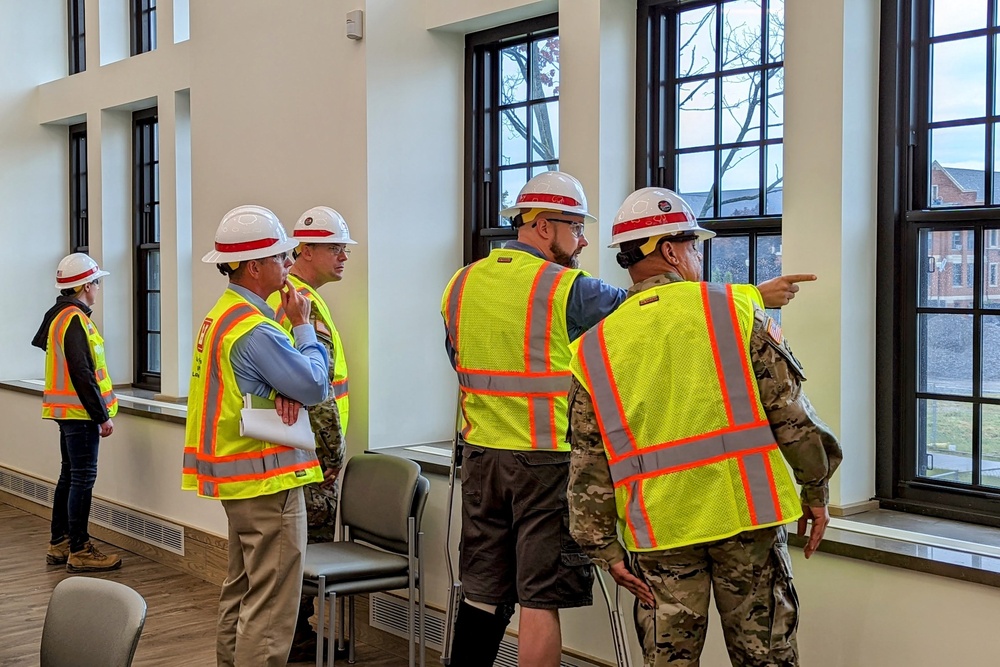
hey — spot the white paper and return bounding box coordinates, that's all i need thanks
[239,395,315,451]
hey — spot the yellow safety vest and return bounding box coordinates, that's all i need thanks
[182,290,324,500]
[41,307,118,421]
[441,248,584,451]
[569,281,802,552]
[269,274,350,435]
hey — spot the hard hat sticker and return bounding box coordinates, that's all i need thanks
[657,200,673,212]
[304,217,314,226]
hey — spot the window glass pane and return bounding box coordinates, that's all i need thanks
[147,292,160,332]
[721,72,761,144]
[981,404,1000,487]
[721,0,762,70]
[531,36,559,99]
[919,229,975,307]
[720,146,760,216]
[500,44,528,104]
[677,80,715,149]
[985,235,1000,306]
[918,399,973,483]
[147,333,160,373]
[709,235,749,283]
[765,144,783,214]
[767,0,784,62]
[983,315,1000,397]
[500,107,527,166]
[756,234,782,283]
[917,313,973,396]
[531,101,559,161]
[678,5,716,77]
[930,124,986,207]
[931,37,986,123]
[531,163,558,178]
[765,68,783,139]
[677,150,715,219]
[147,249,160,290]
[499,168,527,227]
[931,0,987,37]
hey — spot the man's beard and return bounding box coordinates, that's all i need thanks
[549,239,580,268]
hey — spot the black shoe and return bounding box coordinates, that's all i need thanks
[288,638,352,663]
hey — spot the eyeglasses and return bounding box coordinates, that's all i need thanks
[547,218,587,239]
[328,244,352,256]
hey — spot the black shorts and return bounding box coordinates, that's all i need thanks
[459,443,593,610]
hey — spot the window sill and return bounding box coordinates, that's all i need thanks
[0,380,186,425]
[383,443,1000,589]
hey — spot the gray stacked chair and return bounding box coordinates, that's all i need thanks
[302,452,430,667]
[40,576,147,667]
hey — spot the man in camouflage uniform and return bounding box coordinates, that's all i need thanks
[267,206,355,661]
[567,188,842,667]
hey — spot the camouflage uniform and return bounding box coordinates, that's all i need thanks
[567,272,842,667]
[304,308,345,544]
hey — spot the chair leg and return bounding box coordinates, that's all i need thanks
[334,593,337,667]
[338,596,346,651]
[316,576,326,667]
[348,596,356,664]
[408,517,416,667]
[418,530,426,667]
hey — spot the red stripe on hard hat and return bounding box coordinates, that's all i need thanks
[215,237,280,253]
[516,192,582,207]
[56,265,98,284]
[293,229,335,238]
[612,212,694,236]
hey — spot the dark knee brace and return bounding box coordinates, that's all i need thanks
[449,600,515,667]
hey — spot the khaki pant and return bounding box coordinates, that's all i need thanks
[217,488,307,667]
[632,525,799,667]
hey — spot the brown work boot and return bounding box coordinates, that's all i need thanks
[46,537,70,565]
[66,542,122,572]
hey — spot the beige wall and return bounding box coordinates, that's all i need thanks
[0,0,995,665]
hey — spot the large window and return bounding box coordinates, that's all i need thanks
[638,0,784,292]
[131,0,156,55]
[133,108,160,391]
[465,14,560,263]
[68,0,85,74]
[69,123,87,253]
[879,0,1000,523]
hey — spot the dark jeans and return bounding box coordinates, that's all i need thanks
[50,420,100,552]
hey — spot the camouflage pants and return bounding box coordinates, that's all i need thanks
[304,477,340,544]
[631,525,799,667]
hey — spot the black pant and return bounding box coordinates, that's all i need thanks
[50,420,100,552]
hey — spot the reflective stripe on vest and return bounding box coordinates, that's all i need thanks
[270,276,350,434]
[574,282,796,550]
[183,291,323,499]
[443,251,580,451]
[41,307,118,420]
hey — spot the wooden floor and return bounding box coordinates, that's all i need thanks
[0,502,443,666]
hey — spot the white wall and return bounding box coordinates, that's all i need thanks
[2,1,999,666]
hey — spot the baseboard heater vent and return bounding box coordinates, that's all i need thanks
[370,593,602,667]
[0,467,184,555]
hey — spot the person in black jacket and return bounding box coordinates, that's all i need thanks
[31,253,122,572]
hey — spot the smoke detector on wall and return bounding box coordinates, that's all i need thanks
[346,10,363,40]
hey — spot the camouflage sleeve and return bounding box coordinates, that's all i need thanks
[306,321,344,475]
[567,377,628,569]
[751,308,843,507]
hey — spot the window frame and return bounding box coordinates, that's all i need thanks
[464,13,560,264]
[130,0,156,56]
[877,0,1000,525]
[637,0,784,287]
[69,123,88,254]
[132,107,160,392]
[68,0,85,74]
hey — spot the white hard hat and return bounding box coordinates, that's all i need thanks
[55,253,110,290]
[292,206,357,245]
[609,187,715,248]
[201,205,300,264]
[499,171,596,222]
